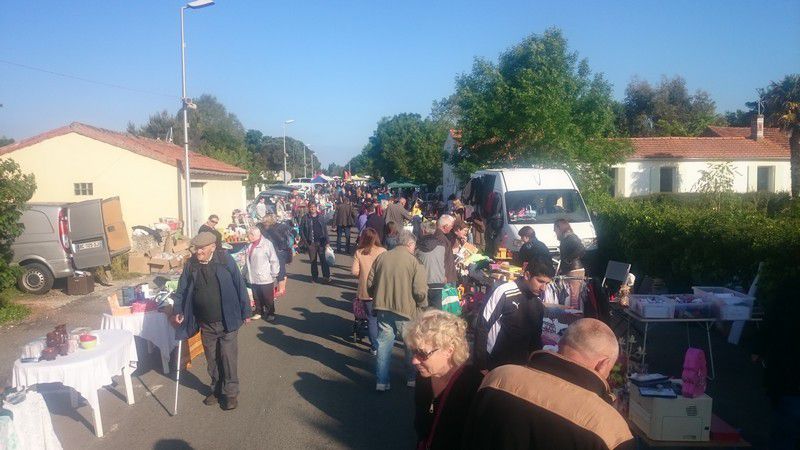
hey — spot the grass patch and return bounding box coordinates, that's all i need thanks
[0,288,31,325]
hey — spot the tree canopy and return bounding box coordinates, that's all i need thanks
[451,28,630,192]
[761,74,800,197]
[350,113,449,187]
[619,76,722,137]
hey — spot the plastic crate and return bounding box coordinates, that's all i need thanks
[664,294,714,319]
[692,287,754,320]
[630,295,675,319]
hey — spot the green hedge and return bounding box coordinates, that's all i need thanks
[588,193,800,301]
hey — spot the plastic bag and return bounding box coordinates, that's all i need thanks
[681,348,707,398]
[441,284,462,316]
[325,245,336,267]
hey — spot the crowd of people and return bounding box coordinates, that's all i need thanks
[169,181,639,449]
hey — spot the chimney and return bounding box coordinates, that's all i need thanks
[751,114,764,140]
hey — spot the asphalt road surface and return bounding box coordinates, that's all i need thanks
[38,252,416,450]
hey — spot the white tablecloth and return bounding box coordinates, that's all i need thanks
[11,330,137,413]
[100,312,177,372]
[2,391,62,450]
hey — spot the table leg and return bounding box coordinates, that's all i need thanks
[122,364,135,405]
[88,390,103,438]
[161,353,170,374]
[642,322,649,364]
[705,322,716,380]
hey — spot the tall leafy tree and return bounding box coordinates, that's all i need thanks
[761,74,800,197]
[622,76,722,136]
[0,136,14,147]
[359,113,449,187]
[452,28,630,192]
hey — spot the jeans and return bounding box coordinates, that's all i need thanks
[307,242,331,281]
[375,311,415,386]
[336,226,352,253]
[771,395,800,450]
[363,300,379,351]
[200,321,239,398]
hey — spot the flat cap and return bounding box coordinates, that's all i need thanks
[190,231,217,248]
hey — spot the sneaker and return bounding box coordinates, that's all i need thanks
[370,349,378,356]
[375,383,391,392]
[324,277,332,284]
[251,314,262,320]
[203,394,218,406]
[266,315,276,323]
[406,380,416,388]
[222,396,238,410]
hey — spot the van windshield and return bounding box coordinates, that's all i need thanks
[505,189,589,224]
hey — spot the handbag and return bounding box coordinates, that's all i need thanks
[441,284,462,316]
[325,245,336,266]
[352,299,368,320]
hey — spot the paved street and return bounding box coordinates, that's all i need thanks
[5,251,415,450]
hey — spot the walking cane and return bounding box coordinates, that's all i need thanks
[173,340,182,416]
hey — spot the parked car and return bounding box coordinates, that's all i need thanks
[11,197,130,294]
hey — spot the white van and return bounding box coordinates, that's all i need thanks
[462,168,596,253]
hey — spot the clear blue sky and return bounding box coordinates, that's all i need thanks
[2,0,799,167]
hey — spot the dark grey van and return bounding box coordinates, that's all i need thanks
[11,197,130,294]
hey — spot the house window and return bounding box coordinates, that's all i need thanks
[756,166,774,192]
[659,167,676,193]
[608,168,617,196]
[74,183,93,196]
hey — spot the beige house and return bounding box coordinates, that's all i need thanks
[0,122,248,234]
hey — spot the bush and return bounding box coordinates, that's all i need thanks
[0,159,36,291]
[0,288,31,324]
[588,193,800,301]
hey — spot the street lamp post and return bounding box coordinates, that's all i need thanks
[180,0,214,238]
[282,119,295,183]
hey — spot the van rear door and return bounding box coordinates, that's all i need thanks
[101,197,130,257]
[68,199,111,269]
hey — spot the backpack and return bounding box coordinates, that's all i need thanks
[681,348,707,398]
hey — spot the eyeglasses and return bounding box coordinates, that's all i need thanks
[412,348,439,361]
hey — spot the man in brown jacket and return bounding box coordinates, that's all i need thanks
[334,196,357,254]
[368,230,428,391]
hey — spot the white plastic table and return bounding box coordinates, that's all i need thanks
[11,329,138,438]
[101,311,177,373]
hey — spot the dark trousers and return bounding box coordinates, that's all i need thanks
[336,226,352,253]
[251,282,275,316]
[363,299,378,351]
[307,242,331,280]
[200,321,239,398]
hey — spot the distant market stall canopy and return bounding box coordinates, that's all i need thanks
[387,181,420,189]
[311,174,333,184]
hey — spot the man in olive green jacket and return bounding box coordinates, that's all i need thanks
[367,230,428,391]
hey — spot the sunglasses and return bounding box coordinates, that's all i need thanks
[412,348,439,361]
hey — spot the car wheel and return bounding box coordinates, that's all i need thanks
[18,262,55,294]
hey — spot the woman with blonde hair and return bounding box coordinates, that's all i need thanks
[405,310,484,450]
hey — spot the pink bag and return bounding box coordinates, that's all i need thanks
[353,299,368,320]
[681,348,707,398]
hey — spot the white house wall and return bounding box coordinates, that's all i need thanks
[617,159,791,197]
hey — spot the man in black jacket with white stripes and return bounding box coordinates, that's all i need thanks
[474,259,554,372]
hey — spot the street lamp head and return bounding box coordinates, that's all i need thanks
[284,119,295,125]
[186,0,215,9]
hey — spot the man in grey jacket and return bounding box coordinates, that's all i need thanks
[368,230,428,391]
[416,220,447,310]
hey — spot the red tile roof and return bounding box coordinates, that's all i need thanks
[703,126,790,151]
[0,122,248,176]
[629,136,789,160]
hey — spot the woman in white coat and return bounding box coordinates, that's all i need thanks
[245,226,280,322]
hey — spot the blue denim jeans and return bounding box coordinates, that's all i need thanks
[375,311,415,386]
[363,300,379,352]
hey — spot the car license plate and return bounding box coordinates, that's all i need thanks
[76,240,102,251]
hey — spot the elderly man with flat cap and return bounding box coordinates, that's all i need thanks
[172,231,251,411]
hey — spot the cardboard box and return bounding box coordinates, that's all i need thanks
[107,294,132,316]
[169,256,184,268]
[128,254,151,274]
[163,236,175,253]
[172,239,190,253]
[148,258,171,274]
